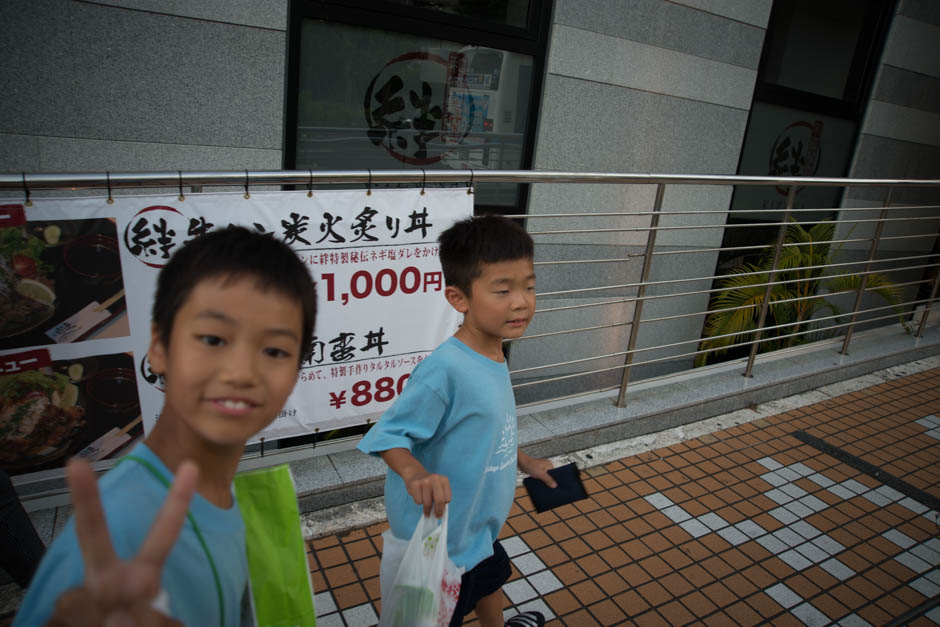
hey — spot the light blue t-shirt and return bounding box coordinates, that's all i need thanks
[15,443,248,627]
[357,336,518,571]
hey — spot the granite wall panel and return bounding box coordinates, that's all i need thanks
[880,16,940,77]
[534,75,749,175]
[553,0,767,67]
[2,134,282,173]
[873,66,940,114]
[863,102,940,147]
[86,0,288,30]
[670,0,773,28]
[898,0,940,27]
[0,0,285,172]
[547,24,757,109]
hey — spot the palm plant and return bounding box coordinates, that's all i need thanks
[694,220,909,367]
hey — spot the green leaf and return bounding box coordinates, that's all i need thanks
[697,219,908,366]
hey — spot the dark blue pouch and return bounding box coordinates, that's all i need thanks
[522,462,588,513]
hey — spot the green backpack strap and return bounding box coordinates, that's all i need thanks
[119,455,225,627]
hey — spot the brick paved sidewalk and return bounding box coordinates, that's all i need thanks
[306,367,940,626]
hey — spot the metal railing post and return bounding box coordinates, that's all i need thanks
[916,240,940,338]
[743,186,796,378]
[841,187,894,354]
[616,183,665,407]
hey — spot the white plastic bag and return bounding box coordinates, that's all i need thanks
[379,506,462,627]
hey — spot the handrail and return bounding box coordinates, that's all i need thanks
[528,215,940,236]
[2,169,940,190]
[516,277,933,341]
[535,258,940,299]
[515,204,940,218]
[532,261,940,314]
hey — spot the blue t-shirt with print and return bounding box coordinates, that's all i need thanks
[357,336,518,571]
[15,443,248,627]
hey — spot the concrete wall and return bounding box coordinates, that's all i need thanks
[849,0,940,190]
[0,0,287,173]
[511,0,774,403]
[830,0,940,336]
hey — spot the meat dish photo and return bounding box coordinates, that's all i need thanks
[0,369,85,467]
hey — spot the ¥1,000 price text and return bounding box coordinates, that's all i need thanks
[321,267,442,305]
[329,375,410,408]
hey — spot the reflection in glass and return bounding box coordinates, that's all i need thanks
[296,20,534,206]
[761,0,865,100]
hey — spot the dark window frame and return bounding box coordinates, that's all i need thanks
[721,0,898,269]
[284,0,553,216]
[752,0,897,121]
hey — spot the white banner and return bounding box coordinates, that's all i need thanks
[0,189,470,471]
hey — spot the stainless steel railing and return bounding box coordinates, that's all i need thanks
[503,177,939,409]
[3,169,938,189]
[2,169,938,415]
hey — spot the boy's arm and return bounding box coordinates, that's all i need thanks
[380,448,451,518]
[39,459,196,627]
[517,450,557,488]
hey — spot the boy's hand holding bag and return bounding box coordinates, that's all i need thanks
[379,506,462,627]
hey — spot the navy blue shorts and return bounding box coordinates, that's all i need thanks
[449,540,511,626]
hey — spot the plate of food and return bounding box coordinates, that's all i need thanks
[0,224,57,339]
[0,368,86,469]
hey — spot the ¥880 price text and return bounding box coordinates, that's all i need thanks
[329,374,410,409]
[321,267,443,305]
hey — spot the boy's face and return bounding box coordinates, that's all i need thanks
[148,275,303,449]
[449,257,536,342]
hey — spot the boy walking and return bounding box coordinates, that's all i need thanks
[15,226,317,626]
[358,215,555,627]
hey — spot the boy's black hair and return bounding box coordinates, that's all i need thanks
[152,226,317,364]
[438,214,534,294]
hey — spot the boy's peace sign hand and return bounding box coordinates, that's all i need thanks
[45,457,199,627]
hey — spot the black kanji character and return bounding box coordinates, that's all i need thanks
[367,75,408,149]
[409,81,443,160]
[770,137,805,177]
[282,212,312,246]
[304,337,326,366]
[403,207,433,239]
[330,332,356,362]
[153,218,176,259]
[360,327,389,356]
[316,212,346,244]
[140,355,163,388]
[128,217,156,257]
[351,207,379,242]
[187,216,214,238]
[386,216,401,238]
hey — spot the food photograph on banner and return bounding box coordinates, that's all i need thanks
[0,349,143,475]
[1,202,142,476]
[0,206,129,350]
